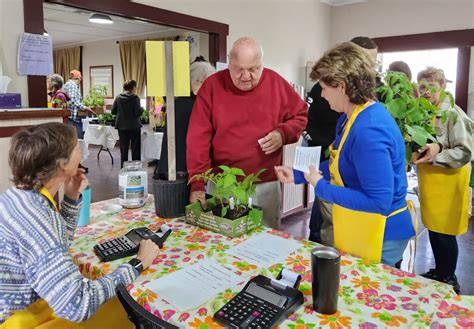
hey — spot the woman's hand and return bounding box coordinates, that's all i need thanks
[304,165,323,187]
[64,168,88,200]
[413,143,440,164]
[136,239,160,269]
[260,130,283,155]
[274,166,294,183]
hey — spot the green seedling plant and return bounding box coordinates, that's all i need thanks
[377,71,455,163]
[190,165,266,218]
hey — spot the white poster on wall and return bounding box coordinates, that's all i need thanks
[17,33,53,76]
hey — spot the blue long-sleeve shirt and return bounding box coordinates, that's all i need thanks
[295,102,415,240]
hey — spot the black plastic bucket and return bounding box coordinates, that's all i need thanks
[152,172,190,218]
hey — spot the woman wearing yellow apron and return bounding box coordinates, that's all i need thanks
[414,67,473,294]
[0,123,160,327]
[275,42,415,266]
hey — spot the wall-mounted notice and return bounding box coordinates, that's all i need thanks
[18,33,53,76]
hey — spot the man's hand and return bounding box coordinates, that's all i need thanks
[86,107,97,116]
[190,191,206,207]
[303,165,323,187]
[260,130,283,155]
[274,166,294,183]
[413,143,440,164]
[64,168,88,200]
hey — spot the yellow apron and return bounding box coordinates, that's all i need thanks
[0,297,133,329]
[417,163,470,235]
[330,101,407,263]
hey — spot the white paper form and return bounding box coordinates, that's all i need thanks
[226,232,301,268]
[145,260,241,311]
[293,146,321,173]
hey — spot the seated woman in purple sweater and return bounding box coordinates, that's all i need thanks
[275,42,415,266]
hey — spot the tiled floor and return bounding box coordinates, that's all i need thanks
[83,145,474,295]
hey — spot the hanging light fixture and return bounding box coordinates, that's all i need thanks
[89,13,113,24]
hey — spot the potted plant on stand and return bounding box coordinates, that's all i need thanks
[83,85,107,115]
[185,166,265,237]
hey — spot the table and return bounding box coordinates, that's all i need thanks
[70,197,474,328]
[83,124,119,164]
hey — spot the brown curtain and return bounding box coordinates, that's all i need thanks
[119,40,146,96]
[53,47,81,82]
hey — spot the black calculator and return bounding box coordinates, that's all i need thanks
[94,225,172,262]
[214,274,303,328]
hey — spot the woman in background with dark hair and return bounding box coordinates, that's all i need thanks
[112,79,144,168]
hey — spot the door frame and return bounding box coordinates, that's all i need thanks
[373,29,474,111]
[23,0,229,107]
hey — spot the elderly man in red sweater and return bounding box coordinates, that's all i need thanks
[186,36,308,229]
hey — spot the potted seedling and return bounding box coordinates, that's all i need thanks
[97,112,116,126]
[83,85,107,114]
[185,166,265,238]
[377,71,455,163]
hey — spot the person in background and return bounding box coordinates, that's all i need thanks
[187,36,307,229]
[415,67,473,293]
[63,70,91,139]
[158,58,216,175]
[276,42,415,266]
[47,74,70,109]
[0,122,160,326]
[388,61,412,81]
[304,36,379,245]
[112,80,144,168]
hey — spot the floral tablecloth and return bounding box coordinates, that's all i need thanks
[70,197,474,328]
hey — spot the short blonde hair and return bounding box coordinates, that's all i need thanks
[417,66,447,86]
[310,42,376,105]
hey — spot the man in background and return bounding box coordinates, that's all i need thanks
[63,70,91,139]
[187,37,307,229]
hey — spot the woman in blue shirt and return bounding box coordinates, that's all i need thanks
[276,42,415,266]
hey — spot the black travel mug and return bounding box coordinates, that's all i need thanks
[311,246,340,314]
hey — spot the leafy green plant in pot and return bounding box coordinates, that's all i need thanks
[97,112,116,125]
[83,85,107,113]
[377,71,448,163]
[189,165,266,219]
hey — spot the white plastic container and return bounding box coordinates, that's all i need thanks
[119,161,148,208]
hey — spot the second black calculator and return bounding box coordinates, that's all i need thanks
[94,225,172,262]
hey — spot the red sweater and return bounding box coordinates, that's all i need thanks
[187,68,308,191]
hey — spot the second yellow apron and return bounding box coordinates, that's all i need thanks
[329,102,406,263]
[417,163,469,236]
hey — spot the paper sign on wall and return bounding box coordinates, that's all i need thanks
[145,41,190,96]
[17,33,53,76]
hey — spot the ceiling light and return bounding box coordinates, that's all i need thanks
[43,29,49,36]
[89,13,113,24]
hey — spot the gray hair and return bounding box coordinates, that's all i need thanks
[48,74,64,90]
[229,37,264,61]
[190,61,216,84]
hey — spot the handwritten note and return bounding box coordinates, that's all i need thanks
[18,33,53,76]
[293,146,321,173]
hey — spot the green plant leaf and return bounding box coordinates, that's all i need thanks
[218,165,231,173]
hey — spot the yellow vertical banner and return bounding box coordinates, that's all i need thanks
[145,41,190,97]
